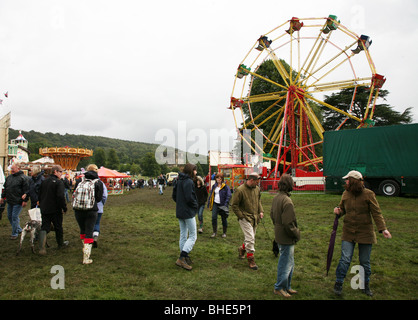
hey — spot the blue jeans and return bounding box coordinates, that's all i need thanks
[212,203,228,230]
[94,212,103,233]
[7,204,23,237]
[274,244,295,291]
[178,217,197,254]
[197,205,205,224]
[336,240,372,283]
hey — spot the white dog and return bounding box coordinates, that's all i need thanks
[17,220,42,255]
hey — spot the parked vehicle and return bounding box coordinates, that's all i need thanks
[166,172,178,186]
[323,124,418,196]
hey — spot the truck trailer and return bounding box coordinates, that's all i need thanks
[323,123,418,196]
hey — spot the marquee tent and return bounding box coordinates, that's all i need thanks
[98,166,130,178]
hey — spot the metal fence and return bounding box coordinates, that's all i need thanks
[260,177,325,194]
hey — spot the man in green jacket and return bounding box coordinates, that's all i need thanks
[231,172,264,270]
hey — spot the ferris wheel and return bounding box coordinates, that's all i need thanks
[230,15,385,178]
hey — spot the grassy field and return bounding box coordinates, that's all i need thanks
[0,186,417,302]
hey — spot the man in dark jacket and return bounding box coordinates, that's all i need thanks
[28,167,44,209]
[172,164,198,270]
[1,164,29,239]
[38,165,68,254]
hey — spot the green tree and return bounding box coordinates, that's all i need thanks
[322,87,413,130]
[140,153,160,177]
[130,163,140,175]
[94,147,106,168]
[241,59,322,162]
[106,148,120,170]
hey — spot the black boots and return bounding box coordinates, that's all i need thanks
[334,281,343,295]
[362,282,373,297]
[333,281,373,297]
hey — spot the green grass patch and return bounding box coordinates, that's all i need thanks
[0,188,417,300]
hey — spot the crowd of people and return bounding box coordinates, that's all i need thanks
[171,164,392,298]
[1,163,392,297]
[1,163,108,264]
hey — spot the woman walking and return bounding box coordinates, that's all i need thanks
[207,173,231,238]
[73,164,103,264]
[270,174,300,298]
[333,170,392,296]
[172,163,198,271]
[195,176,208,233]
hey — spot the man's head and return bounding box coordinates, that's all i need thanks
[246,172,260,188]
[10,164,20,174]
[51,165,63,178]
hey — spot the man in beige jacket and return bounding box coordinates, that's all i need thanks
[231,172,264,270]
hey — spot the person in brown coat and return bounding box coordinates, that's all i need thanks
[270,174,300,298]
[333,170,392,297]
[231,172,264,270]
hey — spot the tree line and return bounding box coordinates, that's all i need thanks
[10,129,209,177]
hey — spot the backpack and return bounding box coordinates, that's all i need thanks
[72,178,98,210]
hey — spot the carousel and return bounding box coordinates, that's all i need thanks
[39,146,93,171]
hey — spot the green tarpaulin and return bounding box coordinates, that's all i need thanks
[323,124,418,178]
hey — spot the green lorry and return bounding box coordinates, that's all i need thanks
[323,123,418,196]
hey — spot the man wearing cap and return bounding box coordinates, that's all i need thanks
[231,172,264,270]
[333,170,392,296]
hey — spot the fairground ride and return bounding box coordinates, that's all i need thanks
[39,146,93,171]
[229,15,385,184]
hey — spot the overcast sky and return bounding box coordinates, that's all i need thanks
[0,0,416,156]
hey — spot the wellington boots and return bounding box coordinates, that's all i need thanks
[82,243,93,264]
[38,230,47,255]
[238,246,246,260]
[247,254,258,270]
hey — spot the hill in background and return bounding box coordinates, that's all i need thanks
[9,128,159,169]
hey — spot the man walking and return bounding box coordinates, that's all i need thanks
[231,172,264,270]
[0,164,29,239]
[38,165,69,254]
[157,173,166,195]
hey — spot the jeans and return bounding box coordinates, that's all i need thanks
[274,244,295,291]
[212,203,228,230]
[7,204,23,236]
[94,212,103,233]
[178,217,197,254]
[336,240,372,283]
[197,205,205,223]
[158,184,164,194]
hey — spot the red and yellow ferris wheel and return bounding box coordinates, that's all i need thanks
[230,15,385,178]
